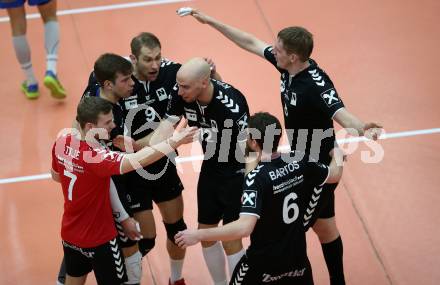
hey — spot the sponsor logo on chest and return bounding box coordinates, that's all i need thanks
[184,107,197,122]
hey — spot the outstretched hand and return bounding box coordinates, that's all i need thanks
[121,218,143,241]
[170,126,199,148]
[174,229,201,249]
[112,135,139,152]
[204,57,217,76]
[363,122,383,140]
[177,7,211,24]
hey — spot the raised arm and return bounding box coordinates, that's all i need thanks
[188,9,269,58]
[333,108,382,140]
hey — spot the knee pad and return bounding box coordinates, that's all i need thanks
[164,218,187,244]
[124,251,142,284]
[138,237,155,257]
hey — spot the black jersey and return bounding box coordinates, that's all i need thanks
[166,78,250,170]
[264,46,345,164]
[119,59,181,174]
[241,154,328,265]
[121,59,181,140]
[82,72,125,151]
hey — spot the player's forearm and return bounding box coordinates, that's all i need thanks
[206,17,265,56]
[211,70,222,81]
[120,139,177,173]
[334,108,366,136]
[135,132,154,149]
[149,119,176,146]
[197,220,252,242]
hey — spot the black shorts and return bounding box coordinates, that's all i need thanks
[318,183,338,219]
[197,162,245,225]
[62,238,127,285]
[303,183,338,231]
[126,164,184,212]
[230,254,314,285]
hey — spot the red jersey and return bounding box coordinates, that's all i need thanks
[51,134,125,248]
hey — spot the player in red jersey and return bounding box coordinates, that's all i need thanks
[51,96,197,285]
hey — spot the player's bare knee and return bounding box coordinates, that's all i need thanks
[8,15,26,36]
[312,218,340,242]
[122,244,139,258]
[222,239,243,255]
[164,218,187,244]
[201,240,217,248]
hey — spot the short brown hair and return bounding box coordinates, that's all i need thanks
[277,26,313,62]
[76,97,113,129]
[93,53,133,86]
[130,32,161,58]
[249,112,282,152]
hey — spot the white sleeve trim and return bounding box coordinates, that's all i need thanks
[319,165,330,186]
[240,212,260,219]
[331,107,345,119]
[262,45,272,56]
[119,154,125,175]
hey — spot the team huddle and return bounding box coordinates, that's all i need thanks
[49,8,381,285]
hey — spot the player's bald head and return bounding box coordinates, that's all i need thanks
[177,57,211,82]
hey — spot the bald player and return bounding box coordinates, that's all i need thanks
[151,58,250,285]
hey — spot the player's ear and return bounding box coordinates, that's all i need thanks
[289,53,297,63]
[249,138,259,151]
[201,75,210,88]
[103,80,113,90]
[84,122,94,132]
[129,54,137,64]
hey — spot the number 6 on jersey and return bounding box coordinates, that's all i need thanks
[283,192,299,224]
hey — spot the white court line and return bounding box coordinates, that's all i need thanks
[0,127,439,185]
[0,0,191,23]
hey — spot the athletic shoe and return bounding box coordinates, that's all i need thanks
[21,81,39,99]
[43,71,66,99]
[169,278,186,285]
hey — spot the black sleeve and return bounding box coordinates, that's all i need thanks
[240,171,264,218]
[82,71,99,98]
[231,90,250,142]
[311,76,345,119]
[87,71,97,86]
[165,84,184,119]
[161,58,181,73]
[304,161,329,187]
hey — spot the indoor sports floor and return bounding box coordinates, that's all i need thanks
[0,0,439,284]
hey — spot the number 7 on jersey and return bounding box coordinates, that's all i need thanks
[64,170,77,201]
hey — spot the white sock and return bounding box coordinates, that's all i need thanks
[12,35,37,85]
[170,258,184,283]
[124,251,142,284]
[202,242,227,284]
[44,20,59,74]
[227,248,245,278]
